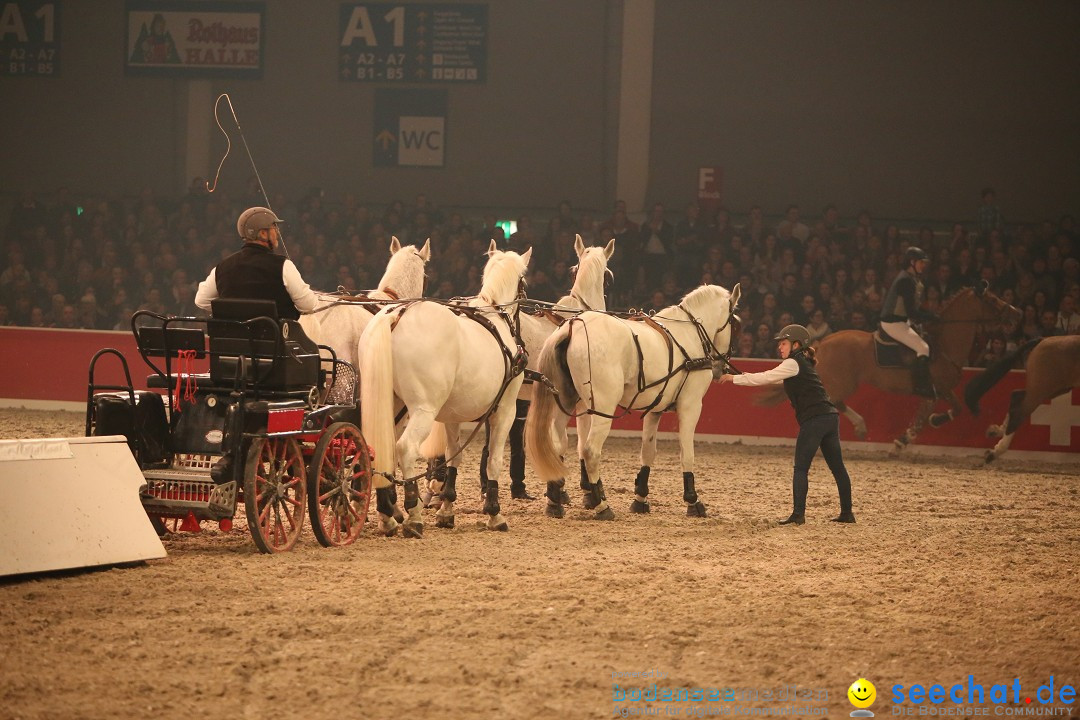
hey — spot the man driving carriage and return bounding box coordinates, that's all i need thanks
[194,206,317,319]
[879,246,938,398]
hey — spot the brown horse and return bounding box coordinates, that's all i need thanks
[759,285,1020,449]
[963,335,1080,462]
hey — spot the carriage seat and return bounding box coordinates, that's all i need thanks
[208,298,320,391]
[135,324,213,390]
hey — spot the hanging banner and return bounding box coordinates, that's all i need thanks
[0,1,60,77]
[125,0,264,78]
[339,3,486,83]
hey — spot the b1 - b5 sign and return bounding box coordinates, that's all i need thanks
[339,3,486,83]
[0,1,59,76]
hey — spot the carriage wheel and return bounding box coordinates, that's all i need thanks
[307,422,373,547]
[243,437,307,553]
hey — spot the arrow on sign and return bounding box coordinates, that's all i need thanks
[375,130,396,151]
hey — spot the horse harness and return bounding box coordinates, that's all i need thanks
[378,295,529,484]
[548,301,738,420]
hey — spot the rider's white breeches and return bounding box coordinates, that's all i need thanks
[880,321,929,357]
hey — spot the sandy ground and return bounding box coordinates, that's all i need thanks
[1,408,1078,720]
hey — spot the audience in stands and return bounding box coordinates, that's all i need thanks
[2,184,1077,370]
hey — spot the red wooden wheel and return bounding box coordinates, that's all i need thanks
[243,436,307,553]
[307,422,372,547]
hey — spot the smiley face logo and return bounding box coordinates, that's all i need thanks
[848,678,876,709]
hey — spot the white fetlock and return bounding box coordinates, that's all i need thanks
[487,513,509,531]
[378,514,399,536]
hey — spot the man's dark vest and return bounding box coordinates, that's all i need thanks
[214,243,298,320]
[782,351,837,425]
[881,271,923,323]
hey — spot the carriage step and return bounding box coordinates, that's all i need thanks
[143,467,213,482]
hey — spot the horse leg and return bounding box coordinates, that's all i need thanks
[986,389,1028,462]
[892,398,934,452]
[436,422,462,528]
[483,403,517,532]
[580,415,615,521]
[479,422,491,497]
[544,409,573,519]
[395,409,438,538]
[577,412,593,504]
[373,480,399,537]
[676,402,707,518]
[929,388,963,429]
[836,401,868,439]
[631,412,662,514]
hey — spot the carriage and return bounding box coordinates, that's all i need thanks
[84,298,374,553]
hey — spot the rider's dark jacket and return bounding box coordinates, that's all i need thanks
[880,268,932,324]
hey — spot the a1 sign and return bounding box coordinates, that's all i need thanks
[0,1,60,76]
[698,166,722,214]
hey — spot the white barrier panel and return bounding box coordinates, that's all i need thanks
[0,436,167,577]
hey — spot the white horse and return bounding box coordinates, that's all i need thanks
[359,241,532,536]
[525,283,740,520]
[469,235,615,503]
[299,236,430,371]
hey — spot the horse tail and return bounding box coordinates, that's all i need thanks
[964,338,1042,415]
[525,326,576,482]
[419,421,447,460]
[359,310,397,477]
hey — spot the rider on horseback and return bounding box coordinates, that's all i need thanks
[879,246,938,398]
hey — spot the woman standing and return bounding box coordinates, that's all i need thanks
[719,324,856,525]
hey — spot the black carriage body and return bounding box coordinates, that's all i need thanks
[86,302,365,549]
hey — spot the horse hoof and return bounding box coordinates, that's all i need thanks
[545,503,565,519]
[593,506,615,521]
[686,501,707,518]
[984,450,996,464]
[379,517,399,537]
[855,428,867,440]
[402,522,424,539]
[630,499,650,514]
[559,490,571,506]
[488,519,509,532]
[892,438,907,451]
[583,496,599,510]
[392,509,405,523]
[435,514,455,529]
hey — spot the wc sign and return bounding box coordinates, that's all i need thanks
[373,88,447,167]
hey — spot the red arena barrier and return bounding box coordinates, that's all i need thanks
[1,328,1076,459]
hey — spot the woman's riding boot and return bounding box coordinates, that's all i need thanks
[911,356,936,398]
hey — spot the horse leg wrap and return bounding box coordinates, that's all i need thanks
[635,466,651,498]
[629,466,651,513]
[545,480,565,518]
[579,459,589,491]
[442,466,458,503]
[483,481,501,517]
[403,479,421,512]
[682,472,699,504]
[684,472,707,517]
[375,486,399,535]
[928,409,954,428]
[479,444,490,495]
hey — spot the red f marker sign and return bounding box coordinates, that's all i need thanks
[698,166,723,215]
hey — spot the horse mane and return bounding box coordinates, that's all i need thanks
[574,246,608,291]
[654,284,730,321]
[939,285,975,313]
[478,250,526,305]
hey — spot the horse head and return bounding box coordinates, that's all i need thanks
[379,236,430,300]
[946,282,1021,330]
[479,241,532,306]
[567,235,615,311]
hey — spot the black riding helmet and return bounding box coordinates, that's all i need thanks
[905,246,930,265]
[773,323,810,348]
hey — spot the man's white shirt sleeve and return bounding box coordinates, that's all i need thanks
[194,268,218,312]
[282,260,318,313]
[732,357,799,386]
